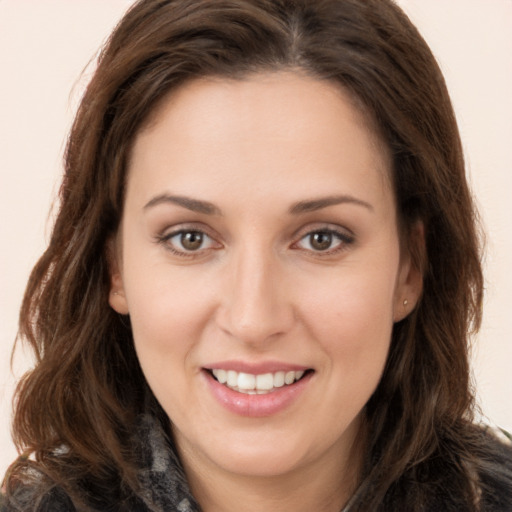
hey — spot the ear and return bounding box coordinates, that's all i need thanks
[393,221,424,323]
[106,237,129,315]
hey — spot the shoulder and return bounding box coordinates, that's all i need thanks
[2,473,151,512]
[476,426,512,511]
[376,424,512,511]
[1,414,195,512]
[2,480,149,512]
[1,483,76,512]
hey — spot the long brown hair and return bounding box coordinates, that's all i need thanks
[6,0,488,509]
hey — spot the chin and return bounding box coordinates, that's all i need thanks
[213,445,309,478]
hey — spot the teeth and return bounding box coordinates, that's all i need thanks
[227,370,237,387]
[211,369,307,394]
[273,371,285,388]
[215,369,227,384]
[238,372,255,390]
[256,373,273,390]
[285,371,295,385]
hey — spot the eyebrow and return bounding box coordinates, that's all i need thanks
[289,195,374,214]
[143,193,373,216]
[143,194,221,215]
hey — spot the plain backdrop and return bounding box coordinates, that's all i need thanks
[1,0,511,479]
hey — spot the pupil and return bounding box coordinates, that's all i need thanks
[181,231,203,250]
[311,232,332,251]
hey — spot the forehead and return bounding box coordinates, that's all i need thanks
[128,71,393,208]
[143,71,385,149]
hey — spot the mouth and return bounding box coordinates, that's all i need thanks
[207,368,313,395]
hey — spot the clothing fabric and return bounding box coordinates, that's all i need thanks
[1,415,200,512]
[2,416,512,511]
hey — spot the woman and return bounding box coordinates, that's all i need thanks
[2,0,511,510]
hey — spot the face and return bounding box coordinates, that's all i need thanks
[110,72,421,484]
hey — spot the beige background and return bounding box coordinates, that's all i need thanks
[1,0,511,478]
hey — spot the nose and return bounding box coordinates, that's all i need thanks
[216,245,295,346]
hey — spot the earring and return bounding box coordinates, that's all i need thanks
[403,299,408,306]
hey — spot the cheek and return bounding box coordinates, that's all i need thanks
[121,244,217,369]
[128,273,211,349]
[299,260,398,365]
[125,269,214,413]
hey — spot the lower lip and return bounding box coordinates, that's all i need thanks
[203,370,313,417]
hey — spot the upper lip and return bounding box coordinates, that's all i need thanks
[203,360,311,374]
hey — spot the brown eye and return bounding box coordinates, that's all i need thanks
[180,231,204,251]
[162,229,217,254]
[309,231,333,251]
[295,228,354,254]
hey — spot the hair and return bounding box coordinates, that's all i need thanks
[5,0,508,510]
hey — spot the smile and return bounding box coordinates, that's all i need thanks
[204,366,314,417]
[211,369,306,394]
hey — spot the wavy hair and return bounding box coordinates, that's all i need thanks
[6,0,490,509]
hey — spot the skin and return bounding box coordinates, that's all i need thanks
[109,71,422,512]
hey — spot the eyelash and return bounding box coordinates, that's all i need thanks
[293,228,355,255]
[155,227,220,258]
[155,225,355,258]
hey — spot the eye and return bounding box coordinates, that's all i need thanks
[159,229,219,255]
[295,229,353,254]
